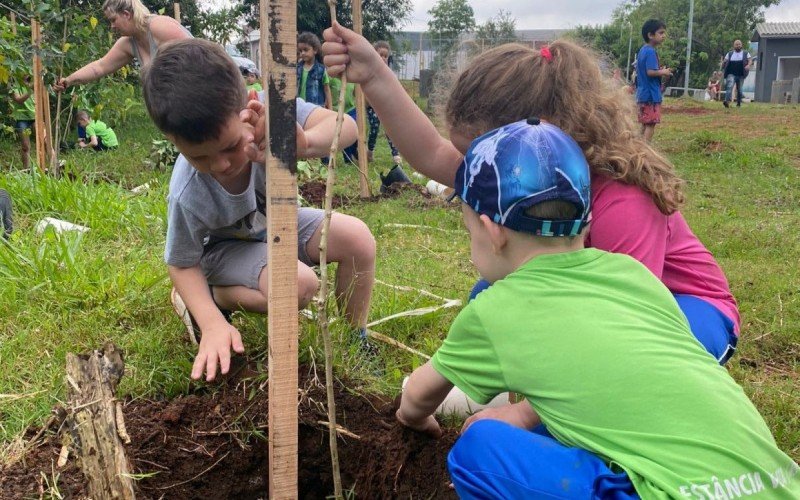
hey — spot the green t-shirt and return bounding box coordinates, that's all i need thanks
[298,66,329,101]
[247,82,263,92]
[432,249,800,499]
[85,120,118,148]
[329,77,356,113]
[10,84,35,121]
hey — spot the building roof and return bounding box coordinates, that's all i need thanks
[752,22,800,41]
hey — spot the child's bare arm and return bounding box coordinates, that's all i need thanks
[169,265,245,381]
[396,361,453,437]
[322,23,462,187]
[12,91,31,104]
[299,105,357,158]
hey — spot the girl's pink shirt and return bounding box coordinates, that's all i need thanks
[586,174,740,334]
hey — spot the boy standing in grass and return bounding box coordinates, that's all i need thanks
[397,119,800,498]
[76,110,119,151]
[143,39,377,382]
[636,19,672,142]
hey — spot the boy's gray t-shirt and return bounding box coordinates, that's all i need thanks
[164,98,318,267]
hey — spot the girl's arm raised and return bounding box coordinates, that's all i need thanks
[323,23,462,187]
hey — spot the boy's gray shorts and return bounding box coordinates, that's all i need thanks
[200,207,324,289]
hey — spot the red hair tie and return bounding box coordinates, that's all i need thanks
[540,46,553,62]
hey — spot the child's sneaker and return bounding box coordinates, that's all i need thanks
[392,154,402,165]
[352,327,380,361]
[170,287,232,345]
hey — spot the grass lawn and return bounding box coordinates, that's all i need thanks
[0,98,798,463]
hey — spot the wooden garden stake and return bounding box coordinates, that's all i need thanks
[31,19,47,173]
[52,16,70,177]
[173,2,180,21]
[10,12,16,35]
[260,0,299,497]
[352,0,371,198]
[311,1,350,498]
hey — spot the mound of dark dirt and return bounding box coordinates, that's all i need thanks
[0,366,458,499]
[299,180,433,208]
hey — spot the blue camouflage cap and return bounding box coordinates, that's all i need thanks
[454,118,591,237]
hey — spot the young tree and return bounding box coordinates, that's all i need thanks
[475,9,517,48]
[427,0,475,41]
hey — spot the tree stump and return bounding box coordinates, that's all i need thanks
[64,343,135,500]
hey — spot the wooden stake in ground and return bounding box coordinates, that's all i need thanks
[64,343,136,500]
[10,12,16,35]
[260,0,299,497]
[31,20,47,173]
[352,0,371,198]
[313,1,350,498]
[173,2,180,21]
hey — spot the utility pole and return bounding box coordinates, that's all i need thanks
[684,0,695,95]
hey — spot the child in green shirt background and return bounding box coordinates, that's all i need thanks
[76,109,118,151]
[10,74,35,170]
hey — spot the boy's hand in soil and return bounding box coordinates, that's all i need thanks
[396,362,452,439]
[322,23,387,86]
[191,322,245,382]
[461,402,541,435]
[396,411,442,438]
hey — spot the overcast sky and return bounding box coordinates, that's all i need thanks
[403,0,800,31]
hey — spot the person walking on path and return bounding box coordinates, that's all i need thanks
[722,40,751,108]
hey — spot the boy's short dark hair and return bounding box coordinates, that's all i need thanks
[641,19,666,43]
[142,39,247,144]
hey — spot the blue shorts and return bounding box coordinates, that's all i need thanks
[449,419,639,499]
[469,280,738,364]
[14,120,34,131]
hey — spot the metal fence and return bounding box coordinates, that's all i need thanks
[390,35,545,81]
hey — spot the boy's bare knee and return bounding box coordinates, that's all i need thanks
[298,264,319,308]
[347,218,377,263]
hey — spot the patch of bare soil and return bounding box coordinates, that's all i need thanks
[299,180,434,208]
[0,366,457,499]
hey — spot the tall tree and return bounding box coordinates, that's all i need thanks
[239,0,412,42]
[475,9,517,48]
[427,0,475,41]
[571,0,779,87]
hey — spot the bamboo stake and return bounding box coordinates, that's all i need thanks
[31,20,47,173]
[173,2,180,21]
[352,0,370,198]
[260,0,299,497]
[52,15,70,177]
[313,1,349,498]
[10,12,16,35]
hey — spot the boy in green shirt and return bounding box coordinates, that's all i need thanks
[76,109,118,151]
[397,119,799,498]
[10,75,35,170]
[243,69,262,92]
